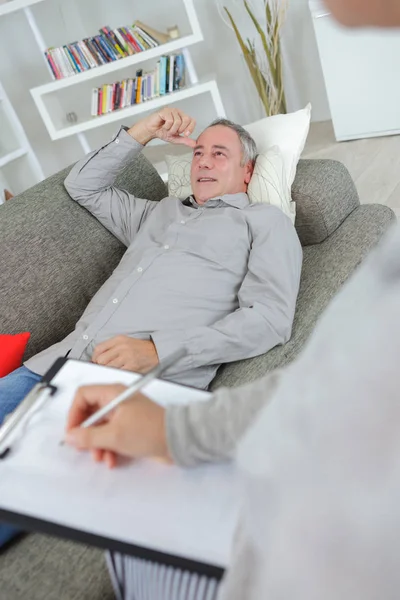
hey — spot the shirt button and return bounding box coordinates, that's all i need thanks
[137,267,143,273]
[164,245,170,250]
[112,298,118,304]
[115,139,119,144]
[180,220,185,225]
[83,335,88,340]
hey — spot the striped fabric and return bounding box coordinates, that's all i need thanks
[107,552,220,600]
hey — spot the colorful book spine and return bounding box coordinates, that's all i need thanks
[136,69,143,103]
[44,51,61,79]
[159,56,167,95]
[91,88,98,116]
[94,36,111,63]
[70,42,92,71]
[90,51,185,117]
[94,35,114,62]
[132,27,151,50]
[127,26,145,51]
[97,87,103,115]
[82,39,103,66]
[101,84,107,113]
[134,25,158,49]
[174,54,185,90]
[146,74,151,100]
[117,28,135,54]
[64,45,81,73]
[154,61,160,97]
[49,49,63,78]
[43,18,168,79]
[108,84,113,112]
[69,44,85,71]
[121,26,141,53]
[132,79,137,105]
[107,27,129,57]
[168,55,175,93]
[99,33,119,60]
[57,47,73,77]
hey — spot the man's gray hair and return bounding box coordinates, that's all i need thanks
[206,118,258,167]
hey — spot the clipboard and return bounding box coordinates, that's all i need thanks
[0,358,240,579]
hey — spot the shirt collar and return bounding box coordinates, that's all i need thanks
[182,193,249,210]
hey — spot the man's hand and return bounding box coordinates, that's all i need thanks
[92,336,159,373]
[128,107,196,147]
[64,384,170,468]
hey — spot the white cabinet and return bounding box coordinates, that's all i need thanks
[310,0,400,141]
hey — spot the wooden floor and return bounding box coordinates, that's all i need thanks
[303,121,400,218]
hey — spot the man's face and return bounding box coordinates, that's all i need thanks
[190,125,254,205]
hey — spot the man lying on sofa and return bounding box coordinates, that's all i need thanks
[0,107,302,546]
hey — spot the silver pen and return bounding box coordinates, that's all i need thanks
[80,347,187,429]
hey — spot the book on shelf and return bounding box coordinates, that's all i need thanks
[90,53,186,117]
[44,21,172,80]
[134,20,170,45]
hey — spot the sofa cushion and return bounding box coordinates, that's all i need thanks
[0,533,113,600]
[0,154,167,361]
[211,204,396,390]
[293,159,360,246]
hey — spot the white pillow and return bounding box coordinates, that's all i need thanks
[165,153,192,200]
[243,104,312,188]
[166,145,294,222]
[248,146,294,223]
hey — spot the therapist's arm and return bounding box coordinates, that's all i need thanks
[65,369,282,468]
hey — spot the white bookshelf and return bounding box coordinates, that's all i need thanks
[0,147,27,168]
[0,80,44,199]
[26,0,225,153]
[32,36,202,95]
[33,80,225,141]
[0,0,226,180]
[0,0,45,17]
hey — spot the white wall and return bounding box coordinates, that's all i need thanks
[282,0,331,121]
[0,0,331,180]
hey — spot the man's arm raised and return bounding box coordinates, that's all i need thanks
[64,108,196,247]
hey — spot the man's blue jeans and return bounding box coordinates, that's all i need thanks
[0,366,41,548]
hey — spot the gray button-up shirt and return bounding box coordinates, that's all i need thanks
[26,128,302,389]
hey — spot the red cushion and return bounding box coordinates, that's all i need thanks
[0,332,31,377]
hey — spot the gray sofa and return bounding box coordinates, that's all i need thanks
[0,153,395,599]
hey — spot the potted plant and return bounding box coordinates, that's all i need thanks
[224,0,288,116]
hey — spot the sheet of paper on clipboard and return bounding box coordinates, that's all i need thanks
[0,358,239,573]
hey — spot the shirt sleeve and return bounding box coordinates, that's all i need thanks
[165,369,283,467]
[151,208,303,376]
[64,127,158,247]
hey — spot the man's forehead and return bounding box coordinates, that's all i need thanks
[195,126,240,150]
[193,143,231,152]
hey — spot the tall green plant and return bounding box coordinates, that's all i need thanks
[224,0,287,116]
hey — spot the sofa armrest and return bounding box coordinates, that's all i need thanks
[293,159,360,246]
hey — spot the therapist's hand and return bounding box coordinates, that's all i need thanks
[64,384,171,468]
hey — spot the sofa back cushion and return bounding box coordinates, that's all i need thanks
[293,160,360,245]
[0,154,167,360]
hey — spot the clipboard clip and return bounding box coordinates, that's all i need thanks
[0,382,57,459]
